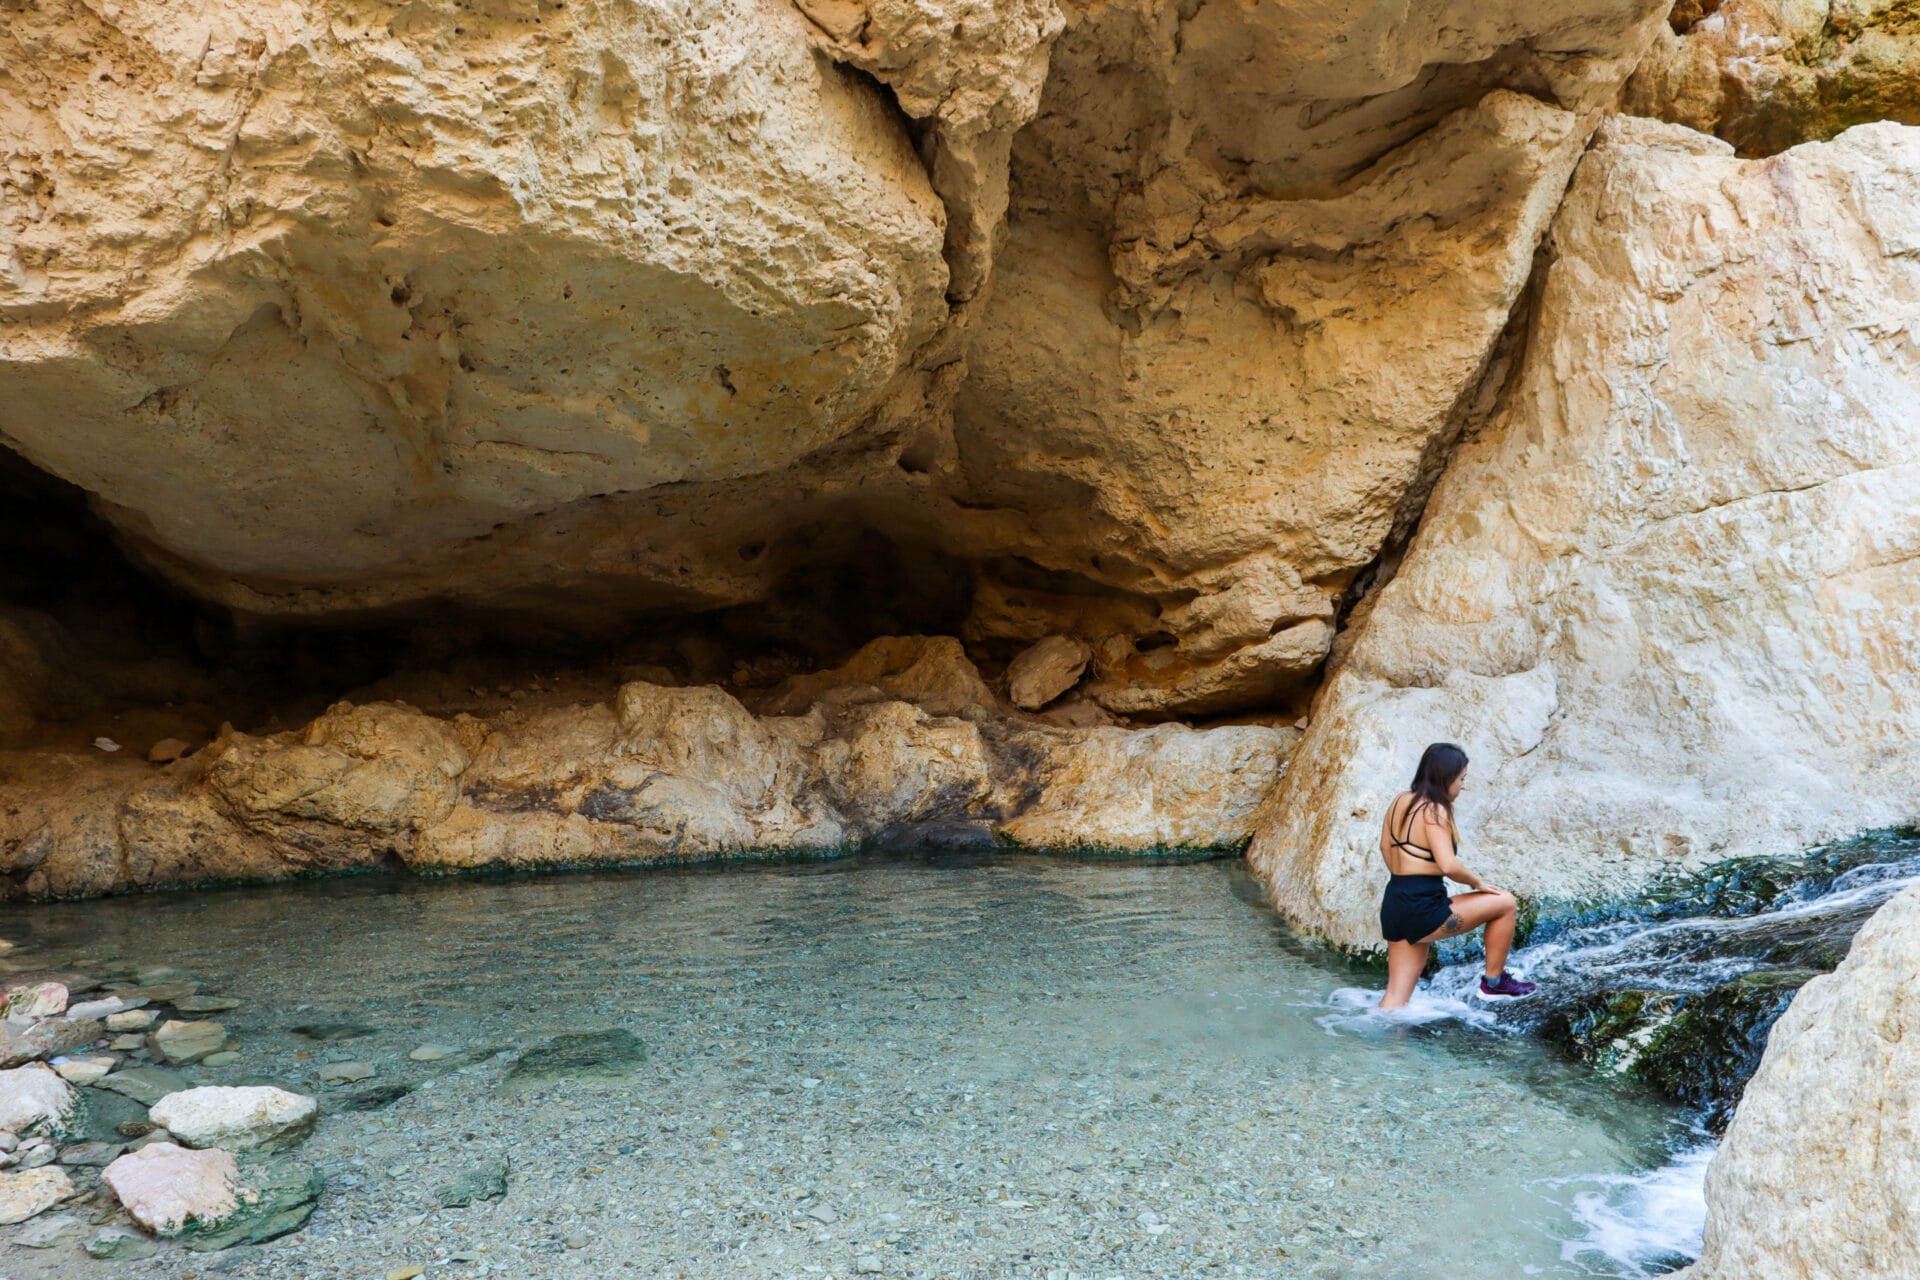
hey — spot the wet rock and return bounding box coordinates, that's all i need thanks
[506,1029,648,1088]
[201,1051,241,1068]
[0,1014,104,1068]
[2,982,68,1019]
[180,1154,324,1252]
[174,997,242,1015]
[57,1139,123,1165]
[0,1166,72,1224]
[0,1065,75,1137]
[1006,636,1091,710]
[340,1083,415,1112]
[318,1061,375,1085]
[149,1019,228,1065]
[13,1143,54,1169]
[105,1009,157,1031]
[51,1054,116,1086]
[96,1066,193,1106]
[15,1209,79,1247]
[435,1156,509,1207]
[65,996,129,1021]
[103,1141,238,1234]
[151,1086,318,1153]
[290,1022,377,1042]
[408,1044,458,1062]
[107,1034,147,1051]
[84,1226,159,1260]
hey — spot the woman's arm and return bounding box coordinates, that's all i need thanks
[1424,812,1490,891]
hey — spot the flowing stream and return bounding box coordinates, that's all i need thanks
[5,853,1712,1280]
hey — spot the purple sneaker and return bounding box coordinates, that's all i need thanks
[1479,972,1538,1000]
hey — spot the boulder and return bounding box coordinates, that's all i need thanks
[0,1015,103,1068]
[1680,884,1920,1280]
[1006,636,1092,710]
[102,1142,240,1235]
[1,983,67,1019]
[0,1066,75,1138]
[150,1087,318,1153]
[0,1166,72,1225]
[148,1020,228,1065]
[1248,118,1920,947]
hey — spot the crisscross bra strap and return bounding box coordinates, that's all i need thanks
[1391,795,1439,863]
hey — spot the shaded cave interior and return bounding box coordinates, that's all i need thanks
[0,447,1329,760]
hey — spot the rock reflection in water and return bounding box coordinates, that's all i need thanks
[6,855,1689,1279]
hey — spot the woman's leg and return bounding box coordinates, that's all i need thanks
[1379,940,1430,1010]
[1418,890,1520,976]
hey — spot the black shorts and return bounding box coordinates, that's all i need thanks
[1381,874,1452,943]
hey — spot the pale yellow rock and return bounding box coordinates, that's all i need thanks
[1006,635,1090,710]
[0,642,1292,893]
[0,1166,72,1226]
[1679,884,1920,1280]
[1,983,66,1020]
[959,90,1598,716]
[148,1021,228,1066]
[997,724,1300,852]
[0,0,1674,726]
[1625,0,1920,154]
[0,0,947,617]
[1248,118,1920,948]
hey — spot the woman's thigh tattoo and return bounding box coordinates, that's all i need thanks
[1440,912,1468,937]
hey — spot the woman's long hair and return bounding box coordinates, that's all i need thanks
[1408,742,1469,827]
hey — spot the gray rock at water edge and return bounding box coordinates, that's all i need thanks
[289,1022,376,1042]
[175,997,241,1015]
[95,1067,193,1106]
[14,1209,80,1247]
[14,1144,55,1169]
[408,1044,459,1062]
[318,1061,375,1085]
[149,1020,228,1065]
[0,1016,105,1069]
[505,1029,648,1088]
[58,1140,124,1166]
[180,1156,325,1252]
[85,1226,160,1260]
[435,1157,510,1208]
[341,1083,415,1112]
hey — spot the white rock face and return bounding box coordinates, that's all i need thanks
[1,984,66,1019]
[0,1166,72,1226]
[101,1142,240,1235]
[150,1087,318,1153]
[1249,118,1920,947]
[0,1067,75,1138]
[0,638,1292,893]
[1681,884,1920,1280]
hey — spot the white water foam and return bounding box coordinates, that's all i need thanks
[1313,983,1499,1033]
[1556,1143,1714,1278]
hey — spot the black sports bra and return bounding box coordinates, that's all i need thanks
[1389,795,1452,864]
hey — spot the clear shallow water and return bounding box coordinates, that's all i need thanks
[5,855,1702,1278]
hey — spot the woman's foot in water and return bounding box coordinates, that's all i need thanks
[1478,971,1537,1000]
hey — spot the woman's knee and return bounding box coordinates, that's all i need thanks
[1493,889,1518,916]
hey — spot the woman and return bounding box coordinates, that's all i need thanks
[1376,742,1535,1009]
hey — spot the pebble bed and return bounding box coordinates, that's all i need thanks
[1,854,1690,1278]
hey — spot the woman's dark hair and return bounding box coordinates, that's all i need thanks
[1409,742,1469,822]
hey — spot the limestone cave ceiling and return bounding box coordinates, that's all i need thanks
[0,0,1842,720]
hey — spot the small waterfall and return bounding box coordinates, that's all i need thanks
[1428,827,1920,1125]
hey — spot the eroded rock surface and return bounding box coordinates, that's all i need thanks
[2,0,1672,722]
[1679,883,1920,1280]
[1249,118,1920,948]
[1626,0,1920,154]
[0,638,1293,897]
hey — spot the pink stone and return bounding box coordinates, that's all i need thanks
[101,1142,239,1234]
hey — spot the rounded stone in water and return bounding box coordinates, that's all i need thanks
[505,1029,648,1087]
